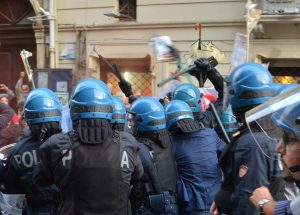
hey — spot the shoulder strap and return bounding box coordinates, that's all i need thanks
[137,138,162,194]
[59,131,81,188]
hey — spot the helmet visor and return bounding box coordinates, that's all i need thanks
[245,85,300,160]
[125,111,137,134]
[223,83,233,111]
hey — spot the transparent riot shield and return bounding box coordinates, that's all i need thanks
[0,144,23,215]
[245,85,300,160]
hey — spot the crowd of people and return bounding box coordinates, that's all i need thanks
[0,60,299,215]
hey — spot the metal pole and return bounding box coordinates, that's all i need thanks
[246,0,250,62]
[210,103,231,144]
[49,0,56,68]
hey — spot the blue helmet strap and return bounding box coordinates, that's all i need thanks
[71,105,113,114]
[76,119,112,144]
[26,110,61,119]
[171,118,201,134]
[239,90,274,99]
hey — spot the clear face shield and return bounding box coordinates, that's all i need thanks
[223,82,233,111]
[125,111,137,134]
[245,85,300,162]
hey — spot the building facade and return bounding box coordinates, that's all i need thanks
[1,0,299,100]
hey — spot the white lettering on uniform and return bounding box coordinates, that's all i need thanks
[22,151,33,168]
[121,151,129,168]
[62,150,72,167]
[13,150,39,168]
[14,155,22,166]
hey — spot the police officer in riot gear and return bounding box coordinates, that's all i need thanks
[247,85,300,214]
[111,95,126,132]
[165,100,225,215]
[0,88,61,215]
[129,97,178,215]
[172,83,203,123]
[211,62,281,215]
[35,78,143,215]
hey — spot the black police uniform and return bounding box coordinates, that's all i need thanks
[1,131,60,215]
[36,128,143,215]
[131,130,178,215]
[216,125,280,215]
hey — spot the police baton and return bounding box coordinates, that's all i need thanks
[210,103,231,144]
[112,64,125,82]
[157,65,196,87]
[93,48,125,81]
[157,57,231,144]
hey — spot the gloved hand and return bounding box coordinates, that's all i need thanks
[188,58,212,84]
[194,56,218,71]
[119,80,133,98]
[194,58,211,71]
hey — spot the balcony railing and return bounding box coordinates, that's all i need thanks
[256,0,300,14]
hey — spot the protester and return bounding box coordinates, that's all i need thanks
[0,103,14,132]
[15,71,30,106]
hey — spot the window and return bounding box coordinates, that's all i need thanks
[119,0,136,20]
[262,58,300,84]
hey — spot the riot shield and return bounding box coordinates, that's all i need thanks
[245,85,300,160]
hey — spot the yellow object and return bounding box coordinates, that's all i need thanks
[274,76,297,84]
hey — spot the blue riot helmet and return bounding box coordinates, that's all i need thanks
[245,85,300,161]
[71,78,110,96]
[24,88,62,125]
[129,97,166,132]
[111,96,126,124]
[164,100,194,129]
[164,100,201,133]
[70,78,113,121]
[172,83,201,113]
[220,110,239,134]
[273,102,300,139]
[226,62,274,110]
[271,83,283,95]
[275,83,298,96]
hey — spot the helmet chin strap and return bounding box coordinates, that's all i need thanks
[39,127,47,141]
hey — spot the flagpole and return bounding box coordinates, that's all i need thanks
[20,49,36,89]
